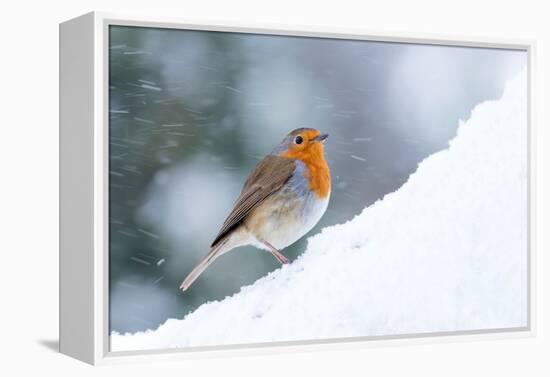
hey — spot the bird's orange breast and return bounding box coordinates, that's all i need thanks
[282,144,331,199]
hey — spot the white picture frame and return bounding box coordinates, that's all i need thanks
[59,11,536,365]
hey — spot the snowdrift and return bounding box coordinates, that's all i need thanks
[112,69,528,351]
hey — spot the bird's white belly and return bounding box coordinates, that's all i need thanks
[247,189,330,251]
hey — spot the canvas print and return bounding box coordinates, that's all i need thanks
[108,25,528,352]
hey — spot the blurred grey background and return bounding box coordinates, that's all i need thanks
[108,25,526,333]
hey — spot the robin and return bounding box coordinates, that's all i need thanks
[180,128,330,291]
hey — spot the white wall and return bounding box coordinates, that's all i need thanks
[1,0,548,375]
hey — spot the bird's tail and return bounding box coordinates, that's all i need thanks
[179,239,228,292]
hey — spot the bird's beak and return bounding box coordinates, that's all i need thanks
[314,133,329,143]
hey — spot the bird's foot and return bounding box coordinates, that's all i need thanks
[271,249,290,265]
[259,238,290,265]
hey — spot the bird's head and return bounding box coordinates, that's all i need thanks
[273,128,329,162]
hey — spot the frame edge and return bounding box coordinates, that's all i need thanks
[59,11,97,365]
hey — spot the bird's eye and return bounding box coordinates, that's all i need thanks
[294,135,303,145]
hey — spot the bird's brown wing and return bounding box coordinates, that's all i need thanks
[211,155,296,247]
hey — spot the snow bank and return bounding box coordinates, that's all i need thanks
[112,69,528,351]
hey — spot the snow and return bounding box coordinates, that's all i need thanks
[111,69,528,352]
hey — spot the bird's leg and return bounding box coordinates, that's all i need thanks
[259,239,290,265]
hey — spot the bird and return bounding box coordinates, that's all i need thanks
[180,128,331,291]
